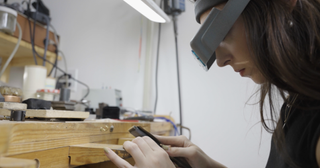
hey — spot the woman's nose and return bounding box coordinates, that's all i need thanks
[215,44,232,67]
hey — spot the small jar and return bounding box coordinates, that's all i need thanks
[0,6,17,34]
[36,89,60,101]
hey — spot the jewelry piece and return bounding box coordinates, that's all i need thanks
[282,94,299,129]
[288,20,293,27]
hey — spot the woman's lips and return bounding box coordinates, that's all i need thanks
[238,69,245,77]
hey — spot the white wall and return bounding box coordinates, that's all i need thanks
[7,0,274,167]
[33,0,151,110]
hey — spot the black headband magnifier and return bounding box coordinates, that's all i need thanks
[190,0,250,71]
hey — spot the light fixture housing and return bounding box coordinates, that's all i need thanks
[123,0,171,23]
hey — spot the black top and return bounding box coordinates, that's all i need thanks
[266,97,320,168]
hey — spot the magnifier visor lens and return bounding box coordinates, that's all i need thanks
[190,0,250,71]
[192,50,206,67]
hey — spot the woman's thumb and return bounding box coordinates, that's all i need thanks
[167,147,190,158]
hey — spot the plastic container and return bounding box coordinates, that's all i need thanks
[0,6,17,34]
[0,86,22,96]
[36,89,60,101]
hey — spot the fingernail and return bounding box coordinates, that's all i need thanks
[104,148,109,154]
[161,144,171,151]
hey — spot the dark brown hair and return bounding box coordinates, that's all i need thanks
[193,0,320,167]
[241,0,320,167]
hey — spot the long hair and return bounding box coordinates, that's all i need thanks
[241,0,320,167]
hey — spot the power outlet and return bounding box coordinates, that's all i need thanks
[68,69,78,92]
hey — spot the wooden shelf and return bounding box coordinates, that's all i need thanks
[0,32,61,83]
[0,32,58,58]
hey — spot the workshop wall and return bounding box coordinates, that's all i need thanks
[45,0,150,110]
[8,0,151,110]
[153,1,276,168]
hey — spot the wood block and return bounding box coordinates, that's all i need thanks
[0,124,12,155]
[69,143,131,166]
[9,147,69,168]
[0,109,89,119]
[0,102,27,110]
[77,158,135,168]
[117,138,134,145]
[5,122,149,156]
[150,122,173,134]
[0,157,37,168]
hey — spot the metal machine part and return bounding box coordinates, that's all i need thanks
[22,98,51,109]
[10,110,26,121]
[190,0,250,71]
[0,5,17,34]
[164,0,186,15]
[83,89,123,111]
[0,93,4,102]
[59,88,71,102]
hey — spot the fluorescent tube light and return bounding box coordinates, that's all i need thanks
[124,0,171,23]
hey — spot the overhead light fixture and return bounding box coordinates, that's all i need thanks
[123,0,171,23]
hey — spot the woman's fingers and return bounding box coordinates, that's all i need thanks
[155,135,190,147]
[104,147,133,168]
[123,141,146,164]
[132,137,154,155]
[167,146,194,158]
[140,136,163,151]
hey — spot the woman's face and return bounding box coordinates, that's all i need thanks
[199,3,266,84]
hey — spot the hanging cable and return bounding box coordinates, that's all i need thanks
[154,0,164,114]
[47,24,59,77]
[172,15,183,135]
[22,0,89,102]
[154,22,162,114]
[58,51,69,88]
[47,44,58,77]
[26,0,38,65]
[49,24,60,78]
[0,22,22,78]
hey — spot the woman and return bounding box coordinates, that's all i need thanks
[104,0,320,167]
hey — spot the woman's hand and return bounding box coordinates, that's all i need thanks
[104,136,175,168]
[156,135,227,168]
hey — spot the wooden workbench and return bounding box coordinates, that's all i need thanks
[0,120,172,168]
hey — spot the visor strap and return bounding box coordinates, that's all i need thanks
[195,0,227,23]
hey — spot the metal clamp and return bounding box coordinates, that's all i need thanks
[10,110,26,121]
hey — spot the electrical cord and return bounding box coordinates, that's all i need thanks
[47,24,69,87]
[155,117,179,136]
[58,51,69,88]
[154,22,161,113]
[26,0,50,66]
[32,0,49,66]
[47,24,59,77]
[177,124,192,140]
[29,26,90,101]
[0,22,22,78]
[48,24,60,77]
[50,24,60,77]
[172,15,183,135]
[22,0,90,102]
[154,0,164,114]
[25,0,38,65]
[47,44,58,76]
[71,76,90,101]
[56,73,90,101]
